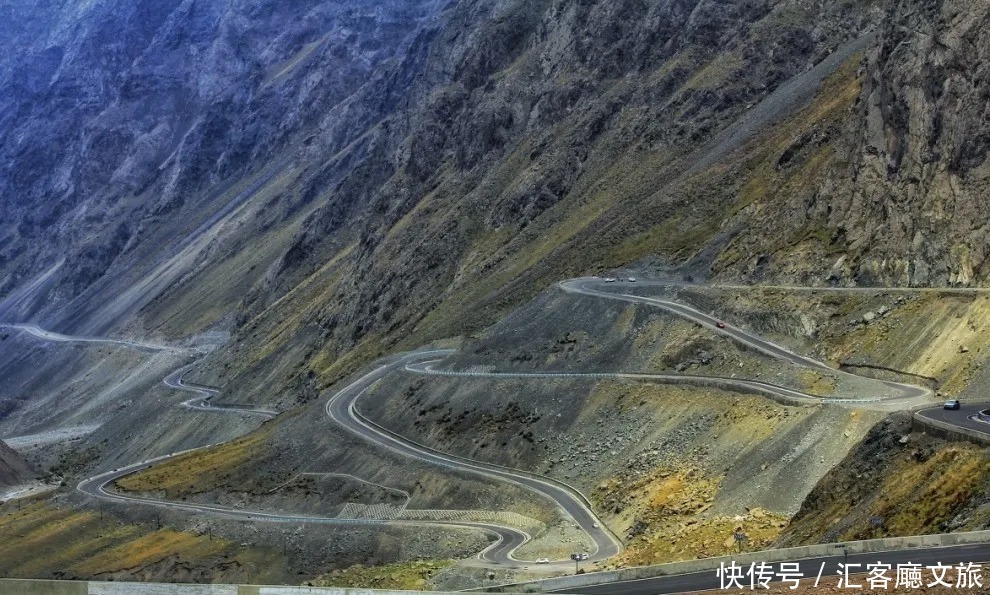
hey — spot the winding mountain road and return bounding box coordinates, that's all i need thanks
[75,353,541,566]
[560,278,932,406]
[0,323,186,353]
[326,352,622,564]
[165,364,278,417]
[2,276,973,578]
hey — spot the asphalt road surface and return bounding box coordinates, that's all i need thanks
[560,278,932,406]
[916,402,990,436]
[326,351,622,566]
[11,275,990,582]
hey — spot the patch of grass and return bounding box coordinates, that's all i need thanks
[828,293,990,394]
[0,501,268,581]
[145,165,313,337]
[682,51,744,92]
[310,559,454,590]
[799,370,837,396]
[115,425,274,498]
[72,529,225,576]
[594,465,787,568]
[872,446,990,539]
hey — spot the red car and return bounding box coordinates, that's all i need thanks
[716,321,726,329]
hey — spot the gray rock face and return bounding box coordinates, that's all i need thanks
[832,0,990,286]
[0,439,35,492]
[0,0,986,355]
[0,0,445,315]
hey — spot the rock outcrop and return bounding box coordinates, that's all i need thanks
[0,0,986,360]
[0,440,34,493]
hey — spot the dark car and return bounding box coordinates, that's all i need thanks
[944,399,961,410]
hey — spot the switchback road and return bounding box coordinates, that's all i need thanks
[560,278,932,407]
[327,351,622,565]
[8,275,984,582]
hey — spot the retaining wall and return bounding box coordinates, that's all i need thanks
[478,530,990,593]
[912,413,990,446]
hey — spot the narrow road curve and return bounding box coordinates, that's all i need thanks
[326,351,623,565]
[0,323,186,353]
[406,361,865,406]
[559,278,932,406]
[5,275,957,575]
[164,364,278,417]
[915,401,990,443]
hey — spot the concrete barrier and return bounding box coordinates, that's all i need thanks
[0,580,523,595]
[0,579,87,595]
[912,413,990,446]
[477,530,990,593]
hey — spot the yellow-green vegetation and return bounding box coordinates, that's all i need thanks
[799,370,838,396]
[0,500,278,581]
[614,304,638,336]
[829,294,990,394]
[682,51,744,91]
[246,245,357,370]
[115,425,273,498]
[874,446,990,537]
[71,529,226,576]
[310,559,454,591]
[583,382,799,444]
[314,334,390,388]
[144,163,322,338]
[785,441,990,544]
[713,52,865,272]
[594,467,788,568]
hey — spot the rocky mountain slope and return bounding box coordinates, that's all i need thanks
[0,0,988,586]
[779,412,990,546]
[0,439,35,493]
[1,0,983,365]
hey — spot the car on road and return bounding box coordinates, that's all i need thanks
[627,277,636,282]
[944,399,961,410]
[592,522,600,528]
[716,321,726,329]
[604,278,616,283]
[535,558,549,564]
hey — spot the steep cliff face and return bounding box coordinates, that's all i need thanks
[830,0,990,286]
[0,440,35,492]
[0,0,987,374]
[0,0,445,322]
[230,0,888,365]
[717,0,990,286]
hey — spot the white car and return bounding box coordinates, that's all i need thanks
[627,277,636,282]
[535,558,550,564]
